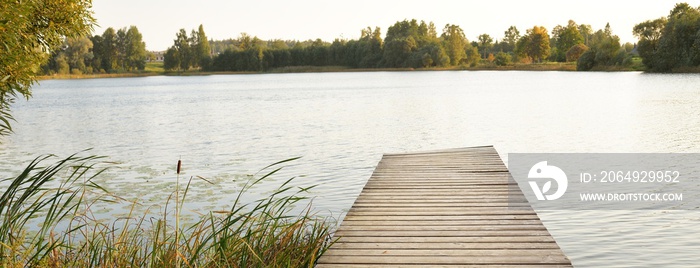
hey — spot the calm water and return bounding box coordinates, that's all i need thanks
[1,71,700,267]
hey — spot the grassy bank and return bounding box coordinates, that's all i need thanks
[38,60,651,81]
[267,63,581,73]
[0,153,334,267]
[38,72,160,80]
[468,62,577,71]
[37,62,165,80]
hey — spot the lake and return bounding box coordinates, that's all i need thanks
[1,71,699,267]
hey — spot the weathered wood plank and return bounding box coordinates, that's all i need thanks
[340,215,541,221]
[344,211,537,217]
[316,255,571,265]
[321,249,567,257]
[351,203,530,208]
[362,186,514,189]
[352,198,523,202]
[351,200,526,204]
[357,194,515,198]
[318,146,571,266]
[333,230,555,237]
[335,236,557,243]
[317,265,573,268]
[338,219,545,226]
[347,207,534,212]
[336,225,548,231]
[329,242,562,250]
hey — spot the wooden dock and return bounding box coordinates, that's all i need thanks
[317,146,572,267]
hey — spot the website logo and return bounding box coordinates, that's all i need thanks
[528,161,568,201]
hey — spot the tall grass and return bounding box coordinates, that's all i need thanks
[0,153,335,267]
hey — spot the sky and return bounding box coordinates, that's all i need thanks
[92,0,700,51]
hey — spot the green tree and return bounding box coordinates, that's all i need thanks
[55,54,70,75]
[385,20,418,44]
[428,22,438,38]
[566,43,589,62]
[116,28,128,70]
[576,23,622,70]
[639,3,700,71]
[441,24,469,65]
[477,34,494,59]
[383,20,420,67]
[123,26,147,71]
[464,45,480,67]
[89,35,105,73]
[100,28,119,72]
[413,41,449,67]
[84,26,147,73]
[163,47,180,71]
[64,36,94,74]
[164,25,212,70]
[358,26,383,68]
[494,52,512,66]
[633,17,667,69]
[174,29,192,70]
[269,39,289,50]
[591,23,621,65]
[576,48,596,71]
[188,30,200,68]
[0,0,94,136]
[578,24,593,46]
[516,26,550,63]
[238,33,253,50]
[382,36,417,67]
[381,19,445,68]
[194,25,212,69]
[552,20,584,62]
[501,26,520,53]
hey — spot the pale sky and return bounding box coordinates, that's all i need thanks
[92,0,699,51]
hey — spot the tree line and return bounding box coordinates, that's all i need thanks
[634,3,700,72]
[42,26,148,75]
[163,25,212,71]
[164,19,642,72]
[41,2,699,75]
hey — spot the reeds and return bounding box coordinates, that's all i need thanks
[0,153,335,267]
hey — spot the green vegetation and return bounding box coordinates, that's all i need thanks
[161,18,645,73]
[551,20,585,62]
[20,2,700,81]
[2,2,334,267]
[42,26,148,75]
[145,61,165,73]
[0,0,95,137]
[515,26,551,63]
[5,2,700,264]
[164,25,213,71]
[576,23,625,71]
[635,3,700,72]
[202,20,479,72]
[29,2,700,80]
[0,154,334,267]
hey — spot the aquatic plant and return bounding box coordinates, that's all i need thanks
[0,153,334,267]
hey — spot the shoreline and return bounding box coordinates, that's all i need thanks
[37,62,649,80]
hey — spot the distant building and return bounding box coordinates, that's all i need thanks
[150,51,165,62]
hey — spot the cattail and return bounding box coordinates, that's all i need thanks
[175,159,182,268]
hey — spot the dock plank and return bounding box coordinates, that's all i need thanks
[316,146,571,266]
